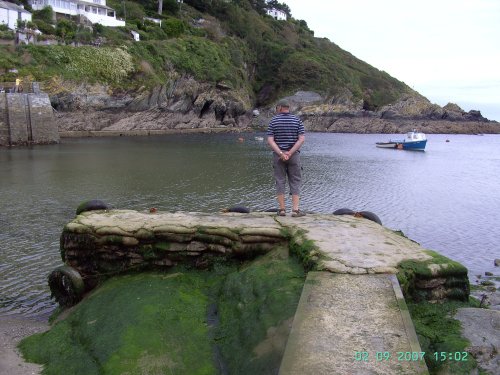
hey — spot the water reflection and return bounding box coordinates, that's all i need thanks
[1,133,499,317]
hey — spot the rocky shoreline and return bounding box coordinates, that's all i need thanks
[49,81,499,135]
[56,111,500,137]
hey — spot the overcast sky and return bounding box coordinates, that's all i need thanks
[284,0,500,121]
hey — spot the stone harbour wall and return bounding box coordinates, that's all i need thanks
[0,92,59,146]
[6,94,29,144]
[60,210,287,291]
[28,94,59,144]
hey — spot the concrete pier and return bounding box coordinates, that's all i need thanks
[58,210,471,374]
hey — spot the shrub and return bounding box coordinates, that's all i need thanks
[26,45,135,84]
[0,29,15,40]
[33,6,54,24]
[56,19,77,41]
[162,18,185,37]
[123,1,145,22]
[74,28,93,44]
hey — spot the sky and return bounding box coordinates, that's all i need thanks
[284,0,500,121]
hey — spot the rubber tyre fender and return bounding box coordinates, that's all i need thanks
[48,266,85,307]
[357,211,382,225]
[333,208,355,215]
[76,200,109,215]
[227,205,250,213]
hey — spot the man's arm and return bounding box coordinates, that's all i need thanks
[286,134,305,156]
[267,136,288,160]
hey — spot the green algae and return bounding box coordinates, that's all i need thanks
[407,299,481,375]
[397,250,469,301]
[153,241,171,252]
[396,250,482,373]
[399,250,468,279]
[215,247,305,374]
[286,229,322,271]
[139,244,168,262]
[20,272,215,375]
[19,248,305,375]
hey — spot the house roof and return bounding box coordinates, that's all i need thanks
[0,0,32,13]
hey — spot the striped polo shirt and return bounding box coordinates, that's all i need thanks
[267,113,305,151]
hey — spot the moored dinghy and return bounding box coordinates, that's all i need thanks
[376,129,427,150]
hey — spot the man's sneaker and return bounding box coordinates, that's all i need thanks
[277,209,286,216]
[292,209,306,217]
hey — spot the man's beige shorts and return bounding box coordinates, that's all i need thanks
[273,152,302,195]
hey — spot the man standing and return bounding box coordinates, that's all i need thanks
[267,99,306,217]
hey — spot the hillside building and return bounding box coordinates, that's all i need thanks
[0,0,32,30]
[28,0,125,27]
[266,8,286,21]
[264,0,287,21]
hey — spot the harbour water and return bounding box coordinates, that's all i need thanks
[1,132,499,318]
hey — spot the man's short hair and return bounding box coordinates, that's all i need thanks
[277,99,290,108]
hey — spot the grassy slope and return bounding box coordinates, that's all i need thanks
[0,0,412,109]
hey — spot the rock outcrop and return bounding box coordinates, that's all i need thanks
[297,93,499,134]
[52,77,253,132]
[455,308,500,374]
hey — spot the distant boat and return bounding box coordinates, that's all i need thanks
[254,136,264,141]
[376,130,427,151]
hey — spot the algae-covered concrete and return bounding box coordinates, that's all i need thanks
[47,209,476,374]
[20,251,306,375]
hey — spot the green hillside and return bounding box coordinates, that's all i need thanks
[1,0,413,109]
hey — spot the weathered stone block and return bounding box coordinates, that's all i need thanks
[6,94,29,145]
[416,277,447,289]
[0,93,9,146]
[28,94,59,144]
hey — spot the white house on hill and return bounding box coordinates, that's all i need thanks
[29,0,125,27]
[0,0,32,30]
[266,8,286,21]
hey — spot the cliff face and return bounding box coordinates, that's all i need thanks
[52,77,253,132]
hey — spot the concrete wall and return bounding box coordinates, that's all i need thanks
[28,94,60,144]
[6,93,29,145]
[0,93,9,145]
[0,92,59,146]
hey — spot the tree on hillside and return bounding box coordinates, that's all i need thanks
[249,0,267,15]
[184,0,212,12]
[157,0,182,15]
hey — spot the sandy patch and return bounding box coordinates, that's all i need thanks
[0,316,49,375]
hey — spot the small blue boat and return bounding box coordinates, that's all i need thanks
[376,130,427,151]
